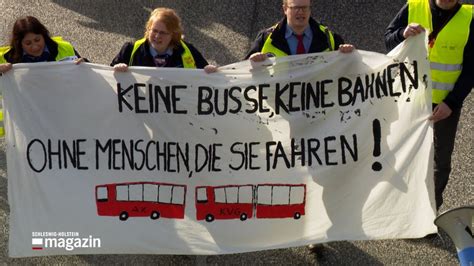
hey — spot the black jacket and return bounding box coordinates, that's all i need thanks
[110,39,209,69]
[245,17,345,59]
[384,1,473,109]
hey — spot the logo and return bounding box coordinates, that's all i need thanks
[31,232,101,251]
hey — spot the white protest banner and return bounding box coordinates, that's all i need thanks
[2,34,436,257]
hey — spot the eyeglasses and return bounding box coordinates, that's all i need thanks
[287,5,310,12]
[151,29,171,36]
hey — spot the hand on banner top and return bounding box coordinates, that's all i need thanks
[338,44,355,53]
[0,63,13,74]
[249,52,269,63]
[74,58,85,65]
[403,23,425,39]
[113,63,129,72]
[204,64,218,74]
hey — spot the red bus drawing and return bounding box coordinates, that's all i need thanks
[195,184,306,222]
[95,182,186,221]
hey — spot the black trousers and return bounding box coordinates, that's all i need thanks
[433,104,462,210]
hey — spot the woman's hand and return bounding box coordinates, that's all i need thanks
[249,52,268,62]
[0,63,13,74]
[204,64,218,74]
[74,58,85,65]
[338,44,355,53]
[403,23,425,39]
[429,102,452,123]
[113,63,129,72]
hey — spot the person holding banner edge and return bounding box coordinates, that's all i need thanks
[245,0,354,62]
[111,7,217,73]
[385,0,473,213]
[0,16,86,71]
[245,0,354,254]
[0,16,86,137]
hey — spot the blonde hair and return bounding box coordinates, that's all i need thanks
[145,8,183,48]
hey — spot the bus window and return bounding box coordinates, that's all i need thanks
[144,184,159,202]
[172,186,185,205]
[239,186,253,203]
[158,185,173,204]
[196,187,207,203]
[214,188,226,203]
[290,186,305,204]
[116,185,129,201]
[257,185,272,205]
[273,186,291,205]
[96,186,108,202]
[129,184,143,201]
[226,187,238,203]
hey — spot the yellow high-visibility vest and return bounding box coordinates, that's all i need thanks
[129,38,196,68]
[0,36,76,137]
[408,0,473,103]
[261,24,336,57]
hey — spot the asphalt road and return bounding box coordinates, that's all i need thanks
[0,0,472,264]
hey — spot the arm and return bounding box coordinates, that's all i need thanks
[110,42,133,66]
[110,42,134,72]
[333,33,345,49]
[244,30,266,60]
[186,43,209,69]
[73,49,90,63]
[385,4,409,51]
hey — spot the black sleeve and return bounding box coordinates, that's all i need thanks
[443,23,474,109]
[244,30,267,59]
[186,43,209,69]
[385,4,409,51]
[333,33,345,50]
[73,49,90,62]
[110,42,134,66]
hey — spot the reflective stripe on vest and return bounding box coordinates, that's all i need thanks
[129,38,196,68]
[261,24,336,57]
[408,0,472,103]
[432,81,454,91]
[430,62,462,71]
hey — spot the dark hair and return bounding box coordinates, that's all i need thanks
[9,16,54,63]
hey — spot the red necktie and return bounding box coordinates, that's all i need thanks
[296,34,305,54]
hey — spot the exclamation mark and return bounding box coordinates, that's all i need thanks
[372,119,382,171]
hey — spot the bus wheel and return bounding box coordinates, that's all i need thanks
[119,211,129,221]
[150,211,160,220]
[205,214,214,222]
[294,212,301,220]
[240,213,248,221]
